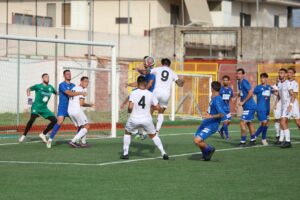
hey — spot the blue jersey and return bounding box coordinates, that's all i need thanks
[254,84,272,112]
[58,81,75,109]
[204,95,226,125]
[144,73,156,92]
[219,86,233,113]
[238,79,257,110]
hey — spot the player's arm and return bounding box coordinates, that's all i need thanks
[60,84,86,97]
[204,100,225,119]
[27,85,37,105]
[128,101,134,113]
[79,98,93,107]
[146,79,154,90]
[173,73,184,87]
[239,81,253,106]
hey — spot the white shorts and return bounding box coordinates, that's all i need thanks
[281,102,300,119]
[274,101,282,119]
[125,118,156,135]
[153,89,170,108]
[69,110,89,127]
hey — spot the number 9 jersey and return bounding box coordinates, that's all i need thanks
[151,66,179,108]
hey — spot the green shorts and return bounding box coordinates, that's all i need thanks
[31,106,55,119]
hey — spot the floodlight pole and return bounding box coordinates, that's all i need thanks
[256,0,259,27]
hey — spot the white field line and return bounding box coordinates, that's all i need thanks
[0,142,299,167]
[0,128,299,147]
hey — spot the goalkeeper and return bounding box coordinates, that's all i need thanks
[19,73,57,143]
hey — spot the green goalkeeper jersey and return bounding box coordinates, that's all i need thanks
[30,83,57,109]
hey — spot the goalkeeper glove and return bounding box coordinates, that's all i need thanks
[27,97,33,106]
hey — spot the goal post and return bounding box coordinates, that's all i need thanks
[0,35,118,138]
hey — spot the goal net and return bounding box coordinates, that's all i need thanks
[0,35,118,138]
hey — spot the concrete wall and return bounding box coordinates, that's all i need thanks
[151,26,300,62]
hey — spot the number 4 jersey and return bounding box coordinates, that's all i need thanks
[128,89,158,122]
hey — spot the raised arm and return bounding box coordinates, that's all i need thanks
[79,98,93,107]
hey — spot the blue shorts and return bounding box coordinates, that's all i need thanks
[240,110,255,122]
[257,110,270,122]
[221,112,231,122]
[194,122,218,141]
[57,106,69,117]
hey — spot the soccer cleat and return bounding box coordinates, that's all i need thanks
[280,142,292,149]
[249,140,256,146]
[163,154,169,160]
[218,130,224,139]
[120,154,129,160]
[239,142,247,147]
[80,143,91,148]
[262,139,269,146]
[274,137,280,145]
[19,135,26,143]
[225,135,231,141]
[39,133,47,143]
[46,141,52,149]
[68,141,80,148]
[203,147,215,161]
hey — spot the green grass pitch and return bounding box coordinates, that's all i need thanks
[0,123,300,200]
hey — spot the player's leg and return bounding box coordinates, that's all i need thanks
[121,130,132,159]
[280,117,291,148]
[48,107,69,142]
[221,113,231,140]
[274,119,281,144]
[261,121,269,146]
[239,119,247,146]
[156,107,166,133]
[194,125,216,161]
[247,122,257,145]
[155,92,169,133]
[218,123,224,139]
[255,111,267,139]
[69,111,89,148]
[71,124,89,147]
[19,114,39,142]
[38,109,57,143]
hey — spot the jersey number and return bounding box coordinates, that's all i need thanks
[161,70,169,82]
[138,96,146,109]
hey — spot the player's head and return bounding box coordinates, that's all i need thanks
[144,56,155,69]
[137,75,146,88]
[42,73,49,84]
[222,75,230,87]
[211,81,221,93]
[287,67,296,80]
[278,68,287,80]
[260,73,268,85]
[63,70,71,81]
[161,58,171,67]
[80,76,89,88]
[236,68,245,80]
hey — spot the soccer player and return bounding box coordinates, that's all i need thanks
[19,73,57,143]
[121,76,168,160]
[272,78,282,144]
[47,70,86,147]
[68,77,94,148]
[151,58,184,133]
[278,68,300,148]
[194,81,225,161]
[218,75,234,140]
[253,73,272,145]
[236,68,257,146]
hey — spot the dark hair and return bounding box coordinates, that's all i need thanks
[236,68,245,74]
[63,70,71,75]
[222,75,230,80]
[161,58,171,66]
[42,73,48,78]
[80,76,89,81]
[137,75,146,84]
[143,56,149,60]
[260,73,269,78]
[288,67,296,74]
[279,68,287,73]
[211,81,221,92]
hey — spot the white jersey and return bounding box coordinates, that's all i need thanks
[278,80,291,106]
[151,66,179,93]
[68,86,86,113]
[128,89,158,122]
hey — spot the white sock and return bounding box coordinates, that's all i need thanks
[156,114,164,132]
[284,129,291,142]
[274,122,280,137]
[152,135,166,156]
[72,128,87,143]
[123,134,131,155]
[279,130,285,142]
[81,135,87,144]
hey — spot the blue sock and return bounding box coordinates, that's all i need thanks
[202,145,212,155]
[241,136,247,143]
[219,126,224,133]
[262,126,268,140]
[50,124,61,140]
[250,134,256,140]
[223,124,229,138]
[255,126,263,137]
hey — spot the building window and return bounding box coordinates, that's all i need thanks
[12,13,52,27]
[274,15,279,27]
[170,4,180,25]
[47,3,56,26]
[240,13,251,27]
[208,2,222,11]
[115,17,132,24]
[62,3,71,26]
